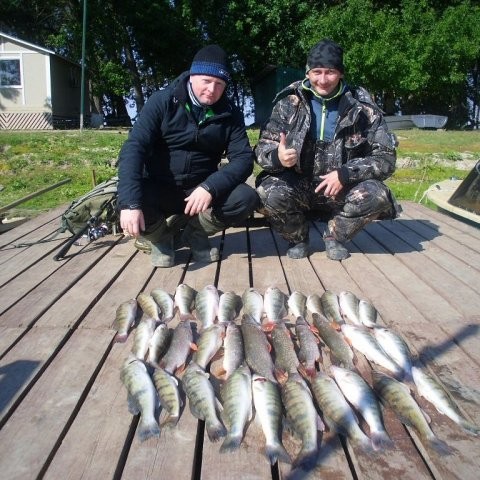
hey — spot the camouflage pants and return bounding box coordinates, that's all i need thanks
[255,170,395,244]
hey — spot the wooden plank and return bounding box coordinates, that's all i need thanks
[0,328,114,480]
[0,236,122,324]
[0,326,25,356]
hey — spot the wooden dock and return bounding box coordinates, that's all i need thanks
[0,201,479,480]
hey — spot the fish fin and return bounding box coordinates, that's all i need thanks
[265,443,291,465]
[190,342,198,352]
[126,394,140,415]
[206,421,227,442]
[160,414,180,428]
[331,320,342,331]
[219,434,242,453]
[137,419,161,442]
[292,446,318,470]
[371,431,395,451]
[420,408,432,424]
[275,368,289,384]
[114,332,128,343]
[180,313,195,322]
[316,414,325,432]
[174,363,188,376]
[428,435,454,455]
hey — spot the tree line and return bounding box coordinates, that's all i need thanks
[1,0,479,128]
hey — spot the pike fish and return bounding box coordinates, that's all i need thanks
[132,317,156,360]
[358,299,378,328]
[295,316,321,378]
[218,291,242,324]
[372,370,452,454]
[281,372,322,469]
[152,366,182,427]
[120,355,160,441]
[331,366,393,450]
[159,320,194,375]
[242,287,264,325]
[288,291,307,319]
[114,298,137,342]
[147,322,172,366]
[195,284,219,330]
[193,323,225,370]
[264,286,287,326]
[320,290,344,328]
[373,327,414,381]
[270,322,300,378]
[241,314,277,383]
[174,283,197,321]
[341,324,403,379]
[338,291,362,326]
[223,321,244,379]
[137,292,160,321]
[182,361,227,442]
[310,371,372,452]
[252,374,291,465]
[220,364,253,452]
[150,288,175,321]
[312,313,355,369]
[412,366,480,436]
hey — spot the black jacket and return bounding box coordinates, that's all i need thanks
[118,72,254,209]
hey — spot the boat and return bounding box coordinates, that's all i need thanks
[385,115,414,130]
[424,161,480,225]
[411,114,448,129]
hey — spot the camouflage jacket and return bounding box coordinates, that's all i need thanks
[255,80,397,185]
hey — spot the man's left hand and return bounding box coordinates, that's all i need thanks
[315,170,343,198]
[184,186,213,215]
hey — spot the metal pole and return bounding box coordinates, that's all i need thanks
[80,0,87,131]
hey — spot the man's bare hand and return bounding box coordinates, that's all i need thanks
[184,186,213,216]
[120,209,145,237]
[278,132,298,168]
[315,170,343,199]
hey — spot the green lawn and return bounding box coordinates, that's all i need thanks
[1,128,479,218]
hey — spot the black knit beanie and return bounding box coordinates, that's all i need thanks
[306,39,344,73]
[190,44,231,82]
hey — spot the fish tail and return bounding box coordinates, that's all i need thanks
[206,421,227,442]
[160,414,180,429]
[371,431,395,451]
[265,442,291,465]
[459,420,480,436]
[219,433,242,453]
[292,446,318,470]
[114,332,128,343]
[179,313,195,322]
[137,418,161,442]
[428,435,453,455]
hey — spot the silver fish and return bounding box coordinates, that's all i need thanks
[341,324,403,379]
[241,314,277,383]
[320,290,344,328]
[174,283,197,321]
[372,370,452,454]
[242,287,264,325]
[137,292,160,321]
[223,322,244,379]
[331,366,393,451]
[264,286,287,326]
[150,288,175,321]
[288,291,307,319]
[193,323,225,370]
[218,291,242,324]
[373,327,414,381]
[120,355,160,441]
[182,361,226,442]
[220,365,253,453]
[412,366,480,436]
[113,298,137,342]
[132,317,156,360]
[306,293,323,316]
[338,291,362,326]
[310,371,372,452]
[312,313,355,369]
[195,284,219,330]
[295,316,321,378]
[159,320,194,375]
[358,299,378,328]
[252,374,291,465]
[152,366,182,427]
[270,322,300,378]
[281,372,321,469]
[147,322,171,366]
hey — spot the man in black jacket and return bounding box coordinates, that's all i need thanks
[118,45,259,267]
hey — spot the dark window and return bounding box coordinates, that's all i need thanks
[0,58,21,87]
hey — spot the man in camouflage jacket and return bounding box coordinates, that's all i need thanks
[255,39,400,260]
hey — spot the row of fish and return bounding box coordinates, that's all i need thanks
[115,284,479,469]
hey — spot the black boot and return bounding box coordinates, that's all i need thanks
[287,241,309,259]
[324,235,350,261]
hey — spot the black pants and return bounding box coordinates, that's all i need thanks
[142,179,260,230]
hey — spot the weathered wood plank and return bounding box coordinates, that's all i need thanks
[0,326,25,356]
[0,328,114,480]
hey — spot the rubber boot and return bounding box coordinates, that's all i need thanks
[181,211,225,262]
[324,235,350,261]
[287,241,309,259]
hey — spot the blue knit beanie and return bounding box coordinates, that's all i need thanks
[306,39,344,73]
[190,45,231,83]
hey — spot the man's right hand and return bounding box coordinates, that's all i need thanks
[278,132,298,168]
[120,209,145,237]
